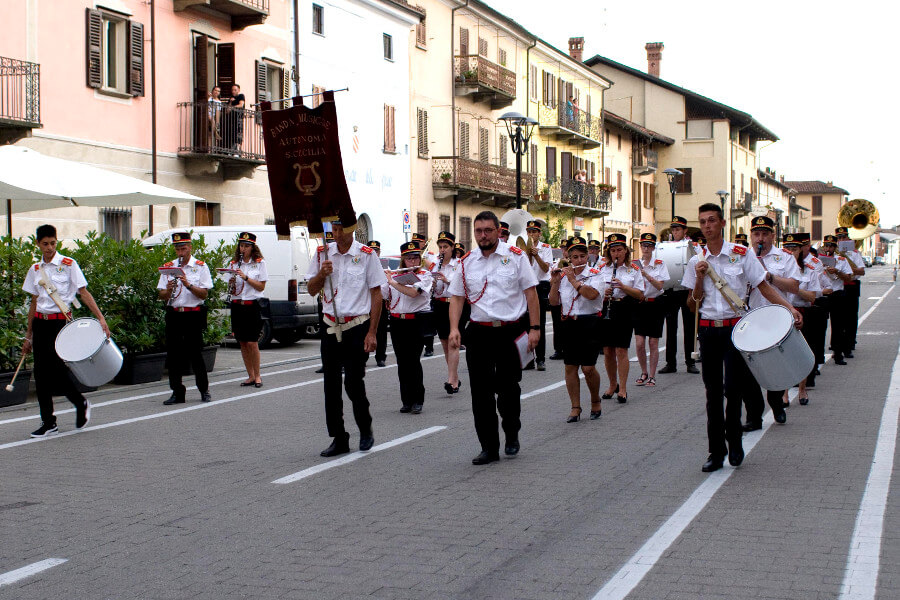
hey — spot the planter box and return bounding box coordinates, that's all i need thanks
[114,352,167,385]
[0,369,32,408]
[184,346,218,375]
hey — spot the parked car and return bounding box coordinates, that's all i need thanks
[143,225,320,346]
[863,256,873,267]
[873,256,885,265]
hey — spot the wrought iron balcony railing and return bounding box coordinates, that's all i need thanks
[454,55,516,103]
[0,56,41,130]
[173,0,268,30]
[432,156,535,200]
[177,101,265,164]
[537,102,602,147]
[533,177,611,215]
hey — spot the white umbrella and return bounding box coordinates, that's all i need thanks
[0,145,203,233]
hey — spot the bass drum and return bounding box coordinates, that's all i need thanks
[55,318,123,387]
[655,240,694,290]
[731,305,814,391]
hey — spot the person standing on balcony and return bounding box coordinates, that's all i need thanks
[524,220,552,371]
[225,83,245,153]
[571,96,580,131]
[574,169,586,204]
[207,86,222,146]
[660,216,699,374]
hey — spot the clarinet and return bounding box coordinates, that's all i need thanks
[602,262,618,320]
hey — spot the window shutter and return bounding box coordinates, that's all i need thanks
[605,167,610,185]
[459,122,470,159]
[478,38,487,57]
[479,126,488,163]
[86,8,102,89]
[389,105,396,152]
[416,20,426,47]
[194,35,209,102]
[417,212,428,238]
[282,67,290,106]
[255,60,268,104]
[560,152,571,179]
[617,171,622,198]
[126,20,144,96]
[546,147,556,180]
[417,108,428,158]
[216,43,235,96]
[530,143,537,173]
[459,28,469,56]
[498,135,507,168]
[312,85,325,108]
[499,48,507,67]
[383,105,395,153]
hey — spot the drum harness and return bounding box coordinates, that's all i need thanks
[37,264,79,321]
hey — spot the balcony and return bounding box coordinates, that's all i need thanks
[530,177,611,217]
[454,55,516,109]
[174,0,268,30]
[632,149,658,175]
[432,156,535,208]
[731,191,754,217]
[537,103,602,148]
[177,101,265,178]
[0,57,41,144]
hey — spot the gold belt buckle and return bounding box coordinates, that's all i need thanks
[491,320,502,327]
[714,319,723,327]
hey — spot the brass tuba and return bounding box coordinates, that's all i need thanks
[501,208,538,264]
[838,198,879,247]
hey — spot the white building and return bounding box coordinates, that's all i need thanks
[296,0,422,251]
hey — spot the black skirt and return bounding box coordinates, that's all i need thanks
[431,298,469,340]
[633,298,665,338]
[231,301,262,342]
[560,315,602,366]
[599,299,635,349]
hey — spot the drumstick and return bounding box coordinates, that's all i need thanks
[691,253,704,361]
[5,352,27,392]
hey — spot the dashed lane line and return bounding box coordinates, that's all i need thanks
[0,558,67,587]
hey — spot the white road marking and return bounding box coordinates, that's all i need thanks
[838,346,900,599]
[272,426,447,484]
[0,558,67,586]
[593,284,895,599]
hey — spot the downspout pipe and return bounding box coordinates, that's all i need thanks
[149,0,157,234]
[450,1,468,230]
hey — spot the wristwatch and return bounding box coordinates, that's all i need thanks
[529,325,540,331]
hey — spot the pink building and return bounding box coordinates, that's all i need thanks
[0,0,291,241]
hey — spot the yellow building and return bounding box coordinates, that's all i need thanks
[782,180,850,244]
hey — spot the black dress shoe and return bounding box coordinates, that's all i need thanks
[411,404,423,414]
[472,451,499,465]
[601,384,619,400]
[728,445,745,467]
[685,363,700,374]
[590,409,602,420]
[549,352,563,360]
[834,358,847,365]
[774,410,787,424]
[616,393,627,404]
[799,396,809,406]
[845,351,854,358]
[399,405,412,413]
[376,360,386,367]
[504,440,520,456]
[658,364,677,374]
[163,394,185,405]
[742,421,762,432]
[536,361,546,371]
[359,433,374,452]
[423,349,434,357]
[320,434,350,457]
[782,401,789,409]
[702,455,724,472]
[315,366,325,373]
[200,391,212,403]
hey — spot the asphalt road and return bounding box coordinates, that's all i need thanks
[0,266,898,600]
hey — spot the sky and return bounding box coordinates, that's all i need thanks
[484,0,900,227]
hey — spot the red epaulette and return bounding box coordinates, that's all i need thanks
[732,245,747,256]
[317,245,327,253]
[163,261,174,267]
[195,260,205,266]
[541,242,550,248]
[61,257,73,266]
[589,268,600,275]
[33,264,40,271]
[417,269,427,275]
[810,257,820,264]
[783,248,793,255]
[360,245,373,254]
[654,259,664,265]
[255,257,263,262]
[509,246,523,255]
[837,256,846,261]
[461,251,471,261]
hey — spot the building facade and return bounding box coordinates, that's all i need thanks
[782,180,849,244]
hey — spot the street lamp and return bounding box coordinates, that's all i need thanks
[716,190,729,239]
[663,168,683,226]
[499,112,538,209]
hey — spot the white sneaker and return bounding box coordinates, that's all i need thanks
[76,399,91,429]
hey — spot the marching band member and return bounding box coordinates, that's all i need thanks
[683,204,800,473]
[660,216,699,374]
[366,240,388,368]
[431,231,465,393]
[549,237,572,361]
[525,221,553,371]
[734,233,750,247]
[453,242,466,259]
[741,216,801,430]
[820,235,854,365]
[306,221,386,457]
[799,234,830,387]
[835,226,865,355]
[633,233,670,388]
[22,224,110,437]
[383,242,434,414]
[587,239,602,267]
[313,231,336,375]
[499,221,510,244]
[597,233,644,404]
[227,232,268,388]
[412,232,436,357]
[782,233,822,406]
[549,236,605,422]
[448,211,540,465]
[158,232,214,406]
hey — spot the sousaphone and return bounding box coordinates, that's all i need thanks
[501,208,539,264]
[838,198,879,248]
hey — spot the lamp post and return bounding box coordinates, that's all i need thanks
[663,168,683,227]
[499,112,538,209]
[716,190,729,238]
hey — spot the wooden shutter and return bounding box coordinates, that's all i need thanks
[312,85,325,108]
[560,152,572,180]
[478,38,487,57]
[498,135,507,168]
[617,171,622,198]
[86,8,102,88]
[383,104,395,152]
[417,212,428,238]
[558,78,564,110]
[440,214,450,232]
[416,20,426,48]
[478,126,489,163]
[605,167,610,185]
[541,71,548,105]
[546,147,556,180]
[586,94,591,117]
[255,60,268,103]
[677,168,693,194]
[282,67,290,106]
[459,28,468,56]
[126,20,144,96]
[459,122,469,158]
[216,43,235,96]
[530,143,538,173]
[194,35,209,102]
[417,108,428,158]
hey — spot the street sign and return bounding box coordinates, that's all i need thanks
[402,209,411,233]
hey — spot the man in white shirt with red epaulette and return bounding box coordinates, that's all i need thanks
[835,226,865,355]
[525,220,553,371]
[448,211,540,465]
[820,234,854,365]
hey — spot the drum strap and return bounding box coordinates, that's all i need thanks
[700,259,747,314]
[37,265,80,316]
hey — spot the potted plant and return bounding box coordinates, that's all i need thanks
[540,185,549,201]
[597,183,617,193]
[463,69,477,82]
[0,236,36,407]
[440,172,452,184]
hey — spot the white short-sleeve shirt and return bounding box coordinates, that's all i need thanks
[558,267,605,317]
[598,261,645,300]
[156,255,214,308]
[748,247,801,309]
[227,258,269,301]
[386,269,433,314]
[819,254,853,292]
[431,257,459,299]
[447,241,538,322]
[638,258,670,300]
[531,242,554,283]
[23,253,88,314]
[681,242,766,321]
[305,240,387,318]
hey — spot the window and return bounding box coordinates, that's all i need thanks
[498,134,507,168]
[459,216,472,251]
[383,104,396,153]
[85,8,144,96]
[498,48,507,67]
[101,208,131,242]
[440,214,450,233]
[546,146,556,181]
[478,37,488,57]
[478,126,489,164]
[632,181,640,220]
[542,71,556,107]
[312,4,324,35]
[605,129,609,146]
[459,122,470,158]
[529,65,538,101]
[675,167,693,194]
[383,34,393,61]
[255,60,289,107]
[617,171,622,199]
[812,220,822,241]
[415,18,426,49]
[416,108,428,158]
[417,212,428,239]
[604,167,610,185]
[812,195,823,216]
[194,202,220,226]
[311,85,325,108]
[686,119,712,139]
[617,134,621,151]
[530,143,538,174]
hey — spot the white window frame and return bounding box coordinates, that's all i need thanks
[101,12,128,94]
[312,4,324,36]
[383,33,393,61]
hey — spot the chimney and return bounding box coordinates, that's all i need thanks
[645,42,664,78]
[568,37,584,63]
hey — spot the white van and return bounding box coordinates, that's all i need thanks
[143,226,320,345]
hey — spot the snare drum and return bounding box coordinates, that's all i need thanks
[731,305,814,391]
[55,318,124,387]
[656,240,694,290]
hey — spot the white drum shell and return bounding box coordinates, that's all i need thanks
[731,305,814,391]
[55,318,124,387]
[656,240,693,290]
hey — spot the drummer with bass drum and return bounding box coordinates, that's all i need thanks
[21,224,111,437]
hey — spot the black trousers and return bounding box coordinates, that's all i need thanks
[33,317,86,426]
[845,282,860,349]
[463,322,524,454]
[374,303,388,362]
[663,289,696,366]
[742,378,785,425]
[535,281,550,362]
[829,290,850,360]
[389,317,425,408]
[698,325,749,457]
[549,304,563,355]
[321,320,373,438]
[165,308,208,400]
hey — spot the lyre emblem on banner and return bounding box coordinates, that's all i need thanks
[293,162,322,196]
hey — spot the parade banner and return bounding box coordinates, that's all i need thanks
[260,91,357,238]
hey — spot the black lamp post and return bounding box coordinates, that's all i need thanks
[499,112,538,209]
[716,190,729,238]
[663,168,683,226]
